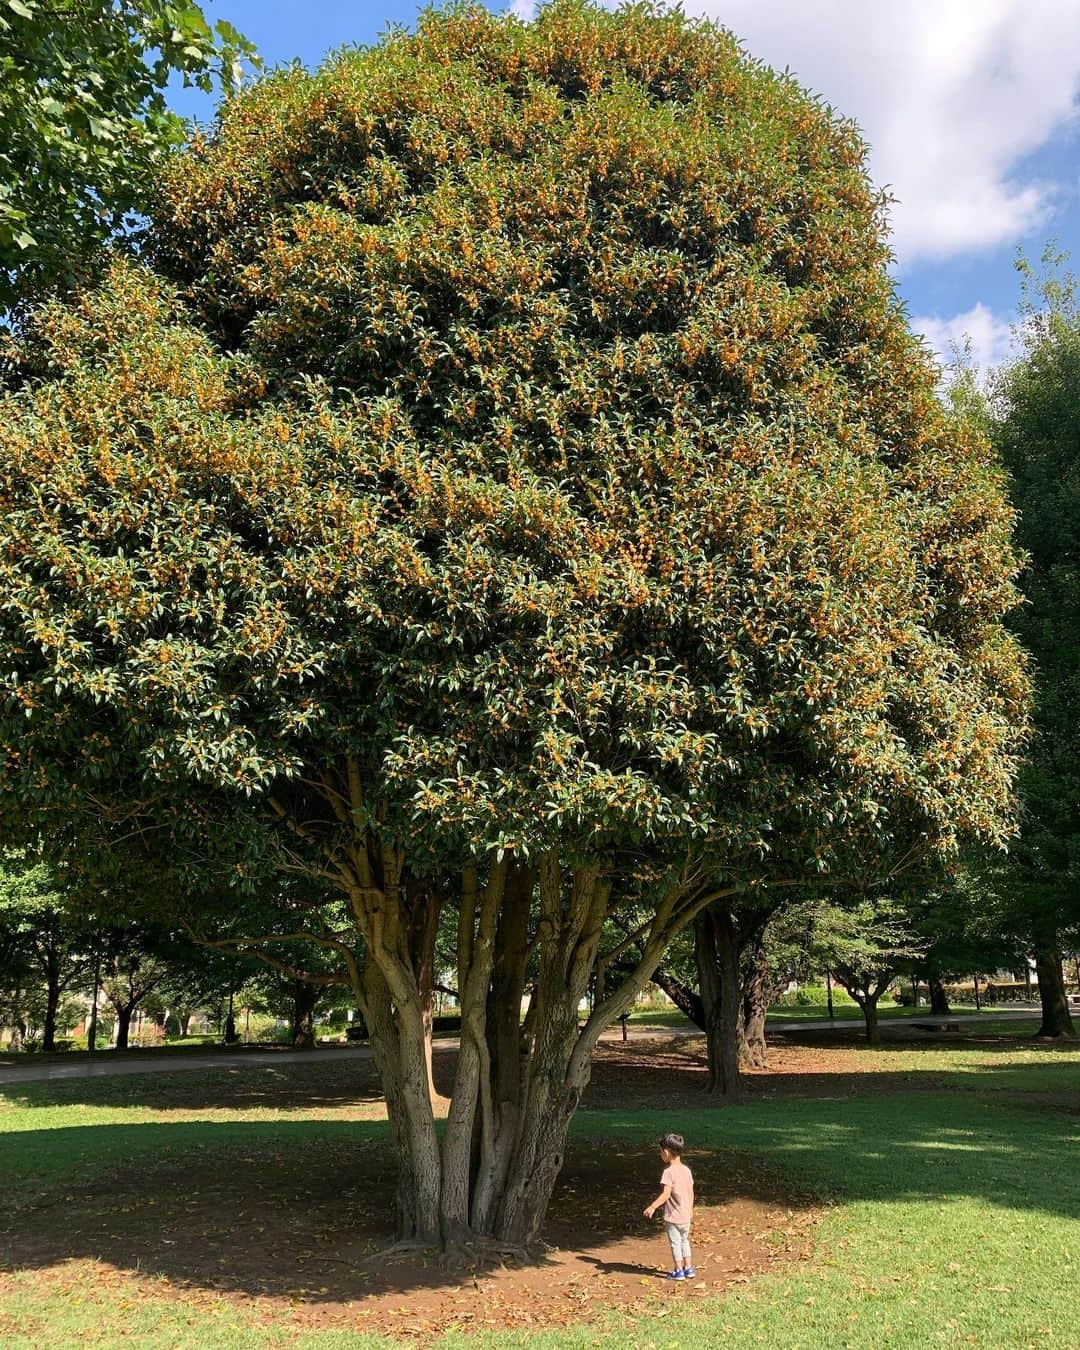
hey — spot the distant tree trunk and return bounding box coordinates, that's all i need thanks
[695,907,742,1099]
[862,997,881,1046]
[929,974,951,1015]
[223,987,238,1044]
[410,885,443,1103]
[291,980,319,1048]
[42,965,61,1052]
[1034,945,1075,1038]
[115,1004,133,1050]
[739,933,771,1069]
[8,990,25,1052]
[833,969,891,1048]
[87,952,101,1052]
[179,1010,192,1038]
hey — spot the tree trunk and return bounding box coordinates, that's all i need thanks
[8,991,24,1052]
[1034,944,1075,1038]
[179,1010,191,1038]
[649,965,705,1029]
[409,885,443,1105]
[695,907,742,1099]
[929,974,951,1015]
[291,980,319,1048]
[739,933,771,1069]
[42,968,61,1052]
[472,864,534,1234]
[115,1005,133,1050]
[864,999,880,1046]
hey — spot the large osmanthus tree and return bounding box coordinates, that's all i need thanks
[0,2,1028,1250]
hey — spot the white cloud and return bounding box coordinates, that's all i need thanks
[668,0,1080,264]
[506,0,537,19]
[913,302,1016,373]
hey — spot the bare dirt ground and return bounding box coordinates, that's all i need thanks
[6,1133,816,1338]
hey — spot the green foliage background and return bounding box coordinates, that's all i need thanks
[0,0,256,310]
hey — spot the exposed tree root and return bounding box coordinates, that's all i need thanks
[439,1236,535,1269]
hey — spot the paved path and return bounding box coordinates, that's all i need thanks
[0,1010,1040,1086]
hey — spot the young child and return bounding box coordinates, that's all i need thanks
[643,1130,695,1280]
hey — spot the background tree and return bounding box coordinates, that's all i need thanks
[0,0,256,313]
[0,852,92,1050]
[0,3,1029,1252]
[987,249,1080,1037]
[99,929,170,1049]
[811,898,923,1045]
[247,950,352,1048]
[908,871,1025,1014]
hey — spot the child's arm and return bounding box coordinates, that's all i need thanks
[643,1184,671,1219]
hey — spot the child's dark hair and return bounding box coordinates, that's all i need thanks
[660,1132,684,1155]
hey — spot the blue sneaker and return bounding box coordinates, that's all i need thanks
[684,1267,697,1279]
[665,1269,686,1280]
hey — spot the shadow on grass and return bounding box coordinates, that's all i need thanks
[0,1124,791,1306]
[0,1055,389,1114]
[0,1050,1075,1301]
[577,1088,1080,1224]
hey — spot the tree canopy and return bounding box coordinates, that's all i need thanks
[0,1,1030,1248]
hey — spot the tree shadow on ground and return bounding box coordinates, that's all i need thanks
[0,1127,799,1318]
[0,1036,1076,1323]
[0,1053,393,1113]
[2,1031,1077,1116]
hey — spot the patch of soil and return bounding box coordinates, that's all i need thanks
[582,1035,931,1107]
[0,1137,817,1338]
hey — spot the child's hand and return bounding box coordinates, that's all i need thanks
[643,1206,654,1219]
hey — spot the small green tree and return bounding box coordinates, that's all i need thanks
[98,929,170,1049]
[0,0,256,311]
[0,852,93,1050]
[811,898,923,1045]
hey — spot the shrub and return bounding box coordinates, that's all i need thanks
[128,1022,166,1048]
[774,984,857,1008]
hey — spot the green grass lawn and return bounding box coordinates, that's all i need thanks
[627,1002,1027,1031]
[1,1035,1077,1348]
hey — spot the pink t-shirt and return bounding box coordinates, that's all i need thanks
[661,1159,694,1225]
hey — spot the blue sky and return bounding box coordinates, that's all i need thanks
[177,0,1080,372]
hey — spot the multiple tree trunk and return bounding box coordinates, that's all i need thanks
[345,855,661,1250]
[251,762,744,1254]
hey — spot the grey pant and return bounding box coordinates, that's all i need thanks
[665,1221,692,1266]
